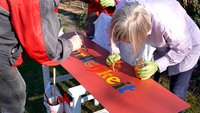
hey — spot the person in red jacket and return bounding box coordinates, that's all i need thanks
[81,0,121,38]
[0,0,82,112]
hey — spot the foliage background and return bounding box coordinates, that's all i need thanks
[179,0,200,27]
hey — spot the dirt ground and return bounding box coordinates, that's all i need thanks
[58,1,87,34]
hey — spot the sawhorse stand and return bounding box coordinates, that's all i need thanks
[42,65,108,113]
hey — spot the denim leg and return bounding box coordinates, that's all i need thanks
[151,71,161,82]
[169,68,193,100]
[0,68,26,113]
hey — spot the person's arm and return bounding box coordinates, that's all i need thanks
[9,0,76,66]
[154,24,192,73]
[155,37,191,73]
[136,30,192,80]
[149,0,198,73]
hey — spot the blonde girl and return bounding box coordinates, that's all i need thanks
[106,0,200,103]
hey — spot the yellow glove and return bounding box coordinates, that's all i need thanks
[100,0,115,7]
[137,61,158,80]
[106,53,121,66]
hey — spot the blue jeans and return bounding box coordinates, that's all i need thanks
[0,68,26,113]
[153,68,193,100]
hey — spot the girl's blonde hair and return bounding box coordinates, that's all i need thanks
[110,2,151,56]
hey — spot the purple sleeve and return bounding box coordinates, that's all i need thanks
[115,0,122,4]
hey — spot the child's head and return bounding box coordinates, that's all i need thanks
[110,2,151,55]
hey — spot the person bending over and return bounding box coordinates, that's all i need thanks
[106,0,200,105]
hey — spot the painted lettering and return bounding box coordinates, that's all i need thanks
[80,56,96,62]
[88,64,105,72]
[113,82,131,89]
[84,60,98,67]
[119,85,135,94]
[97,70,113,79]
[73,49,136,94]
[74,53,87,58]
[106,76,120,85]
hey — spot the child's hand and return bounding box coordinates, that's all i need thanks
[100,0,115,7]
[106,53,121,66]
[137,61,158,80]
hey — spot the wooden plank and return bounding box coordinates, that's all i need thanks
[60,33,190,113]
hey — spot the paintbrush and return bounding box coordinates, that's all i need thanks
[53,67,57,105]
[112,62,115,71]
[75,32,88,51]
[110,38,116,71]
[44,93,52,105]
[112,53,115,71]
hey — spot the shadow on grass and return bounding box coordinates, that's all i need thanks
[18,56,46,113]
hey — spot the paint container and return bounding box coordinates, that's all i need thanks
[44,83,66,113]
[46,97,64,113]
[134,57,144,78]
[109,60,122,71]
[44,96,73,113]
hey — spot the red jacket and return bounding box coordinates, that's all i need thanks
[81,0,120,17]
[0,0,73,70]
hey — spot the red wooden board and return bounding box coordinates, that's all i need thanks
[60,33,190,113]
